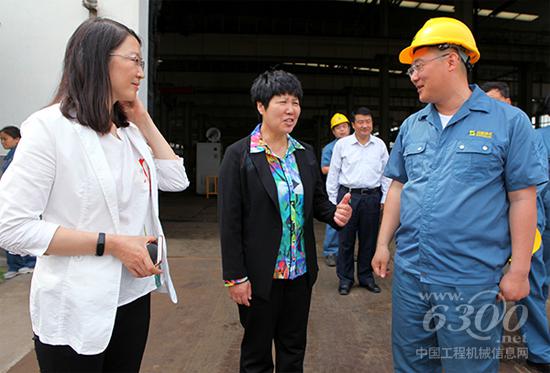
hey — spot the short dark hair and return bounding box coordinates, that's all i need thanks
[51,18,141,134]
[352,107,372,120]
[480,81,510,99]
[250,70,303,108]
[0,126,21,139]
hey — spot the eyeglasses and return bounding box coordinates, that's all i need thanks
[110,54,145,69]
[406,53,450,77]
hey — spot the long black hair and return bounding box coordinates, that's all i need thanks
[51,17,141,134]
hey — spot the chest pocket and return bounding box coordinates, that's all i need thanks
[453,139,495,182]
[403,142,427,181]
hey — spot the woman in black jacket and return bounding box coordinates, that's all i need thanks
[219,69,352,373]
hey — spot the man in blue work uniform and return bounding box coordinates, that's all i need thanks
[321,113,351,267]
[372,17,548,372]
[536,126,550,373]
[482,81,550,372]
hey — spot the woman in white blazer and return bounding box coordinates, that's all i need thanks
[0,18,189,372]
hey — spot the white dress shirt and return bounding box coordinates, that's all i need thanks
[326,133,391,204]
[99,130,158,306]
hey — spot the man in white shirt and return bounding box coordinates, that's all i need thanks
[326,107,390,295]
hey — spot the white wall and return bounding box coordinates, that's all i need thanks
[0,0,88,133]
[0,0,149,154]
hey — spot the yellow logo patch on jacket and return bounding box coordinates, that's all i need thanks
[469,130,493,139]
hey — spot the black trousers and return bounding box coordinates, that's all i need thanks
[34,293,151,373]
[336,186,381,286]
[238,275,312,373]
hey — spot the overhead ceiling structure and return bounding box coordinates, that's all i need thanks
[150,0,550,159]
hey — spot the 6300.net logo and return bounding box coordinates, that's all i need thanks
[421,289,527,341]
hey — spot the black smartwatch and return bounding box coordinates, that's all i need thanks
[96,232,106,256]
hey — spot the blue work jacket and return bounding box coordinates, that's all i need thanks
[385,85,547,285]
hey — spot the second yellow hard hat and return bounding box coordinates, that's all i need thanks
[330,113,350,129]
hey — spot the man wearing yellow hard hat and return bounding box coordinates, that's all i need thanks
[482,81,550,372]
[372,17,548,372]
[321,113,351,267]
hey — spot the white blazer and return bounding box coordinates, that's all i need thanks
[0,104,189,354]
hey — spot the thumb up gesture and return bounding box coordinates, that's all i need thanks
[334,193,352,227]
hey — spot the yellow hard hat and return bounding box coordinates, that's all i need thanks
[510,228,542,263]
[330,113,350,129]
[533,228,542,255]
[399,17,480,65]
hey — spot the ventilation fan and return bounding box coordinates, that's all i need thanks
[206,127,221,142]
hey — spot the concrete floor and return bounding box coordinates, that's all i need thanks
[0,192,545,372]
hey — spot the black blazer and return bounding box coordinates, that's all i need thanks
[219,135,339,300]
